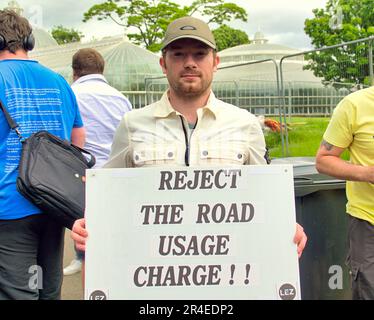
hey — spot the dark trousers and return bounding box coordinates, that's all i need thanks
[346,215,374,300]
[0,214,65,300]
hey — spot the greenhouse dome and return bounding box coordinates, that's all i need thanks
[219,31,302,66]
[32,28,58,50]
[102,40,163,92]
[30,35,162,90]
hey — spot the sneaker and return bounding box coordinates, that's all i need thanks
[63,259,82,276]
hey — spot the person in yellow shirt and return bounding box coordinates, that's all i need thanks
[71,17,307,260]
[316,85,374,299]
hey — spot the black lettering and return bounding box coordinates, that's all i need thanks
[133,266,147,287]
[162,266,177,286]
[200,170,214,189]
[212,203,225,223]
[186,170,200,190]
[227,169,241,188]
[207,265,221,285]
[226,203,239,222]
[170,205,184,224]
[177,266,191,286]
[140,205,154,225]
[147,266,163,287]
[216,235,230,255]
[173,171,188,190]
[158,236,173,256]
[159,171,173,190]
[173,236,186,256]
[201,235,215,255]
[214,170,227,189]
[185,236,199,256]
[154,205,169,224]
[193,265,207,286]
[241,203,255,222]
[196,204,211,223]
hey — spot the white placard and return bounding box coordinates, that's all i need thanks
[85,165,300,300]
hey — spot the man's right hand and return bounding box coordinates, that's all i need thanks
[71,218,88,252]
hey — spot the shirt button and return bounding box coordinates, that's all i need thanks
[202,150,209,156]
[237,153,243,159]
[168,152,173,158]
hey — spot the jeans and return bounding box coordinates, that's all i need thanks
[0,214,65,300]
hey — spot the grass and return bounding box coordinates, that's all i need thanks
[265,117,349,160]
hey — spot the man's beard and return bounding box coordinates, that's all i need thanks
[170,77,212,98]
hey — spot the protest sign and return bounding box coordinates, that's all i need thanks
[85,165,300,300]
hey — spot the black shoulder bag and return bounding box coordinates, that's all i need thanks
[0,100,95,229]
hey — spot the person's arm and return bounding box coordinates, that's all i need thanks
[71,126,86,149]
[316,140,374,183]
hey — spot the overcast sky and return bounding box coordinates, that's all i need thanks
[1,0,328,50]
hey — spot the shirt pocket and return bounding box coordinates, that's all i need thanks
[198,143,248,165]
[133,144,178,167]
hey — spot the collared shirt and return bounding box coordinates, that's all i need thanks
[323,86,374,224]
[105,91,267,168]
[71,74,132,168]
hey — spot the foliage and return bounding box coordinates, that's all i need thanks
[83,0,248,52]
[265,117,347,159]
[51,25,84,44]
[212,24,250,51]
[304,0,374,86]
[186,0,247,25]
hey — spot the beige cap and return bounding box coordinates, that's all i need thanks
[161,16,216,50]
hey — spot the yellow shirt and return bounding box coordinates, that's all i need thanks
[105,91,268,168]
[323,86,374,224]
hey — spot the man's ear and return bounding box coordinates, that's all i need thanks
[213,54,220,73]
[72,71,78,81]
[160,56,167,74]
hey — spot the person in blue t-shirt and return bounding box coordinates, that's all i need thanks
[0,9,85,300]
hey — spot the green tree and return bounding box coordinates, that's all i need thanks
[186,0,247,25]
[304,0,374,85]
[83,0,248,52]
[212,24,250,51]
[51,25,84,45]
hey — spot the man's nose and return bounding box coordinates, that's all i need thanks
[183,54,197,68]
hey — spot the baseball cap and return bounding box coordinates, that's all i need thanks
[161,16,216,50]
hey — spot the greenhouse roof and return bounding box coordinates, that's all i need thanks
[30,35,163,89]
[33,28,58,49]
[220,43,299,55]
[218,32,301,65]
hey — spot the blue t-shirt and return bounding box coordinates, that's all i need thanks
[0,59,83,220]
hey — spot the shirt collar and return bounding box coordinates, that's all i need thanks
[72,74,108,86]
[153,90,220,119]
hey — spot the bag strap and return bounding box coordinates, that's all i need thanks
[0,99,23,140]
[70,143,96,168]
[1,99,95,168]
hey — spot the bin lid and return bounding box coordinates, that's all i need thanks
[271,157,345,196]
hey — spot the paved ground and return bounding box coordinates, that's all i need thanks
[61,230,83,300]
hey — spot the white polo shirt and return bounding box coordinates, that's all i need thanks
[71,74,132,168]
[105,91,267,168]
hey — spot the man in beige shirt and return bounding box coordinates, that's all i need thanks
[72,17,307,258]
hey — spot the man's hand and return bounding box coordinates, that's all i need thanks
[71,218,88,252]
[294,223,307,258]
